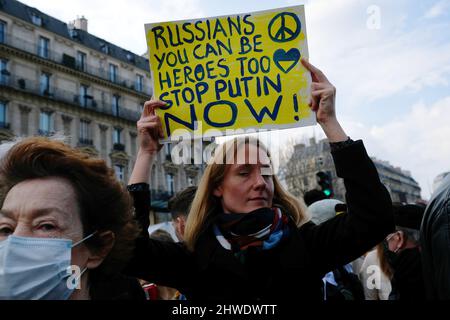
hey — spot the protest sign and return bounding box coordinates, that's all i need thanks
[145,5,314,140]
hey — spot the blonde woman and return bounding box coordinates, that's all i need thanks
[123,60,394,300]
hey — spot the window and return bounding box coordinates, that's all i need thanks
[0,20,6,44]
[39,110,54,135]
[100,128,107,157]
[38,36,49,59]
[40,72,51,95]
[109,63,117,83]
[165,143,172,161]
[79,120,89,139]
[31,13,42,26]
[0,59,9,85]
[166,174,175,195]
[136,74,144,92]
[68,27,79,39]
[76,51,86,71]
[130,134,137,156]
[113,128,122,144]
[165,143,172,156]
[0,100,7,128]
[114,165,124,182]
[126,53,135,63]
[79,84,89,107]
[112,95,120,116]
[79,119,91,144]
[101,44,110,55]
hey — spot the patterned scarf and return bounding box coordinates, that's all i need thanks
[213,207,290,261]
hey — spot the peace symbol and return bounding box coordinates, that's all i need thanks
[268,12,301,43]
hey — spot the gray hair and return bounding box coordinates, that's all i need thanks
[396,226,420,245]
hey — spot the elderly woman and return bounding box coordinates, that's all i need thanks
[124,59,394,300]
[0,137,144,300]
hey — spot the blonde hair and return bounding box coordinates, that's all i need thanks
[183,137,308,251]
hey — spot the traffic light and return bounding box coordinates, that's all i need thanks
[316,171,333,198]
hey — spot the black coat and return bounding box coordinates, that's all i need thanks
[420,175,450,299]
[89,273,147,300]
[388,247,425,300]
[124,140,394,300]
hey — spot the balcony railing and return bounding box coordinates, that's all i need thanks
[79,138,94,146]
[0,75,140,122]
[74,95,98,108]
[113,143,125,152]
[0,121,10,129]
[1,33,152,95]
[38,129,55,137]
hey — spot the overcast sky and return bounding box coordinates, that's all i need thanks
[18,0,450,199]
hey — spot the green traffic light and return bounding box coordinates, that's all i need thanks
[323,189,332,197]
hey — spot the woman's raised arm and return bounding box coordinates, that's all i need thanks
[128,100,165,185]
[301,58,348,143]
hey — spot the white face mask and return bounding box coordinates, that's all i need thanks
[0,232,95,300]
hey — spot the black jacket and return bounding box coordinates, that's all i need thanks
[389,247,425,300]
[89,273,147,300]
[124,140,394,300]
[420,175,450,299]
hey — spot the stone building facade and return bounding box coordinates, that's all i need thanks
[283,137,346,201]
[0,0,205,222]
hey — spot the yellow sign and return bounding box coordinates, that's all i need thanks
[145,5,314,140]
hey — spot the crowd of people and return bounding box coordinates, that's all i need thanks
[0,59,449,300]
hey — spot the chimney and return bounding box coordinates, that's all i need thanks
[73,16,88,32]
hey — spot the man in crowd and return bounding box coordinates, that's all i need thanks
[168,186,197,242]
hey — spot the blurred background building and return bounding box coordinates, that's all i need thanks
[280,137,422,204]
[371,157,421,203]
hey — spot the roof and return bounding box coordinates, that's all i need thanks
[0,0,150,71]
[372,158,420,185]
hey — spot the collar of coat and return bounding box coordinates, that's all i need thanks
[192,217,308,279]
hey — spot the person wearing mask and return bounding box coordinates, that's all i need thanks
[383,204,426,300]
[0,137,144,300]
